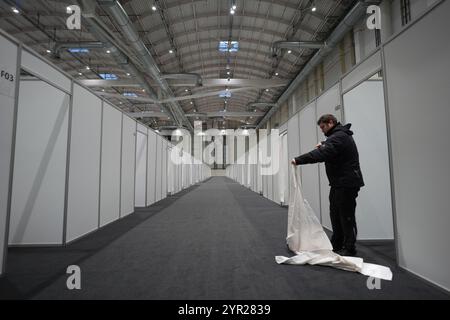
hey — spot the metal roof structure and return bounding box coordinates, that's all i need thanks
[0,0,357,130]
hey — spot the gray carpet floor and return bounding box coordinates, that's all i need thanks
[0,177,449,300]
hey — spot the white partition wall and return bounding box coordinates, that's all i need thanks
[299,101,321,221]
[99,104,122,227]
[121,116,136,217]
[271,131,279,204]
[161,139,168,199]
[259,130,268,198]
[146,131,157,206]
[383,0,450,291]
[287,113,300,204]
[9,80,69,245]
[66,84,102,242]
[343,81,394,240]
[155,136,163,201]
[134,125,147,207]
[315,84,341,230]
[279,133,288,205]
[0,32,18,274]
[249,133,257,192]
[257,138,262,194]
[167,145,174,195]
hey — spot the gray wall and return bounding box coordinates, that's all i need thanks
[0,33,18,275]
[383,0,450,291]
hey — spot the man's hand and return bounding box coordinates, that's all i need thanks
[291,159,297,166]
[316,143,322,149]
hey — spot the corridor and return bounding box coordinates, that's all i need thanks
[0,177,447,300]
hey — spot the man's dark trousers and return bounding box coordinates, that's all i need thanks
[329,187,359,252]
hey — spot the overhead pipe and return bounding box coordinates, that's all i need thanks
[257,0,381,129]
[246,102,277,110]
[271,41,325,57]
[161,73,203,87]
[98,0,194,131]
[78,0,177,122]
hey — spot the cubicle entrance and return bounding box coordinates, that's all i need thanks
[342,72,395,242]
[8,69,70,246]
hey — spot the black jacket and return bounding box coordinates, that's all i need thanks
[295,123,364,188]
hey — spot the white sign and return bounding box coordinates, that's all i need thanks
[66,5,81,30]
[367,5,382,30]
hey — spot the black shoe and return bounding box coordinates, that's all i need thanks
[337,248,357,257]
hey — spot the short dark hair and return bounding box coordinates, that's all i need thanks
[317,114,338,126]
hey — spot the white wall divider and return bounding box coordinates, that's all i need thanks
[155,136,163,201]
[134,125,147,207]
[315,83,341,229]
[9,80,69,245]
[257,139,262,194]
[99,103,122,227]
[343,81,394,240]
[383,0,450,291]
[267,132,274,201]
[287,113,301,205]
[0,32,19,274]
[120,115,136,218]
[66,84,102,242]
[146,130,157,206]
[299,101,321,221]
[249,132,257,192]
[161,139,168,199]
[271,131,280,204]
[279,133,288,205]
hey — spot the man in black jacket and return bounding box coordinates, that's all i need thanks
[291,114,364,256]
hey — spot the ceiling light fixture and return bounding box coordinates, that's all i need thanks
[86,66,90,70]
[152,5,157,11]
[12,7,19,14]
[126,73,131,76]
[46,49,51,53]
[169,49,174,54]
[275,72,279,76]
[287,50,292,54]
[230,9,235,15]
[106,50,111,54]
[78,72,82,76]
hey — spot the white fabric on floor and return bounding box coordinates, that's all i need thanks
[275,165,393,281]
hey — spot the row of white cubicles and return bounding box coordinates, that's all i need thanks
[0,28,211,275]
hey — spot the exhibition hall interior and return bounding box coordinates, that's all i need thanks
[0,0,449,300]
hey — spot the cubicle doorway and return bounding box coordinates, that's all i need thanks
[8,69,70,246]
[342,72,396,260]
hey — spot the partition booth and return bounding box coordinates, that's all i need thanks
[0,29,211,277]
[227,0,450,292]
